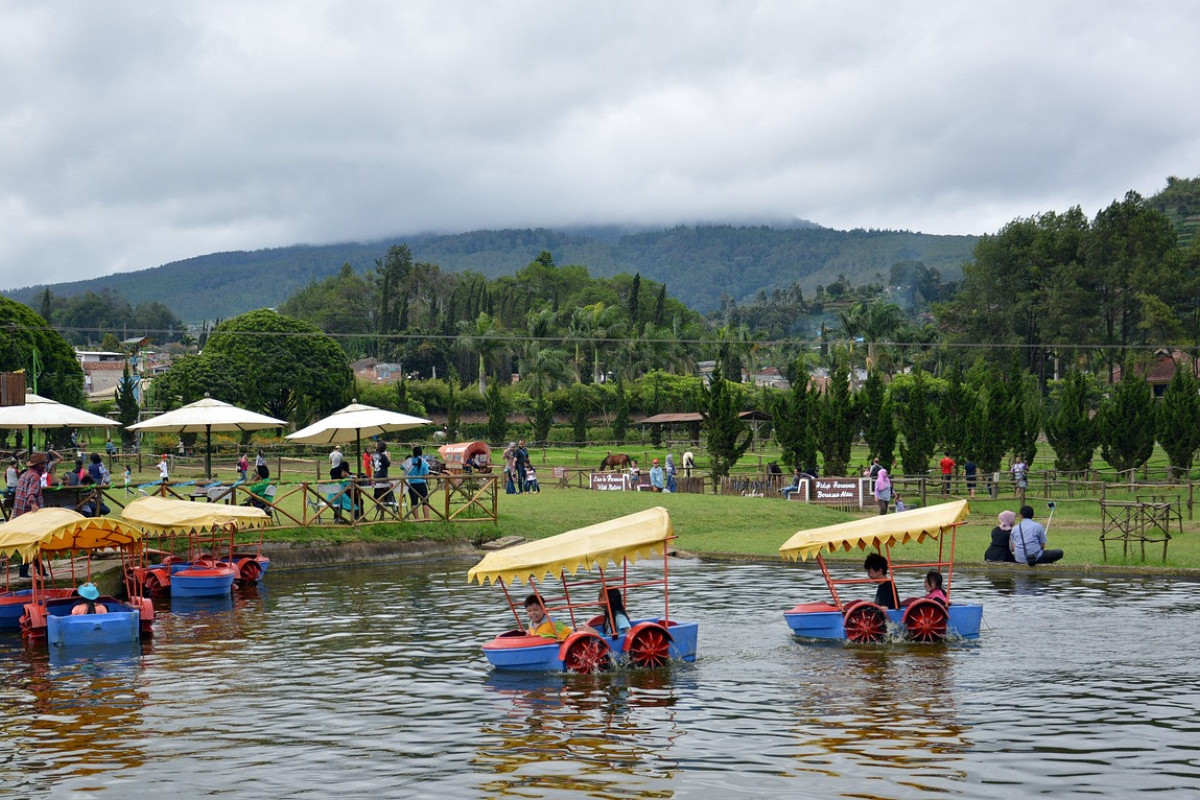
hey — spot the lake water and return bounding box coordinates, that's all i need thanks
[1,559,1198,799]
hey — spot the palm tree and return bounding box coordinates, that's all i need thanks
[519,308,570,395]
[455,313,509,393]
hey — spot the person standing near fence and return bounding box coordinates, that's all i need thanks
[665,451,677,493]
[405,446,431,520]
[874,466,892,515]
[939,453,955,495]
[514,440,529,494]
[964,458,977,498]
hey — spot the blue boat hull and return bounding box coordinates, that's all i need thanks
[0,589,35,630]
[169,564,237,598]
[784,602,982,640]
[483,619,699,671]
[47,605,141,648]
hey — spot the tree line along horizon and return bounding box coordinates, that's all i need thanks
[3,180,1200,481]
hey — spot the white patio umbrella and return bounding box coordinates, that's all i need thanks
[0,392,119,454]
[286,401,430,476]
[127,395,286,478]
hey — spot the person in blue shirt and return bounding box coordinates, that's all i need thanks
[405,446,431,520]
[593,587,632,637]
[1011,505,1064,565]
[649,459,665,492]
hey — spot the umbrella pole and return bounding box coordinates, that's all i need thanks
[206,424,213,479]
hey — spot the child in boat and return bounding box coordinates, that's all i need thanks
[524,594,570,640]
[593,587,632,636]
[902,570,949,607]
[71,583,109,615]
[863,552,898,609]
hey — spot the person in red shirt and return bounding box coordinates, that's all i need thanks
[939,453,955,495]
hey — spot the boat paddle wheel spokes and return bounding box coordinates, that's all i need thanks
[626,625,672,668]
[563,634,612,674]
[843,601,888,643]
[236,559,263,584]
[902,599,949,643]
[126,568,167,597]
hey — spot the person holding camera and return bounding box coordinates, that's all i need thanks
[1010,504,1063,565]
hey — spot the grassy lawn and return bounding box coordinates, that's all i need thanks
[95,443,1200,572]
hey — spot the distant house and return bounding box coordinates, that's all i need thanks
[1113,350,1198,397]
[352,358,406,385]
[75,350,126,397]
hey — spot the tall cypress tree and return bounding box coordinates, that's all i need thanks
[700,358,752,488]
[116,362,140,447]
[896,368,938,476]
[1098,368,1156,475]
[485,378,509,444]
[816,351,856,476]
[613,377,631,445]
[1157,364,1200,479]
[774,358,817,471]
[445,367,461,441]
[1044,369,1098,472]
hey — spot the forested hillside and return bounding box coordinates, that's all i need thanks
[5,225,977,323]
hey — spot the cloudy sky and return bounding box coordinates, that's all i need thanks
[2,1,1198,290]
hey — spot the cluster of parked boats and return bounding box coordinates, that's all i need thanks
[0,497,270,650]
[0,495,980,667]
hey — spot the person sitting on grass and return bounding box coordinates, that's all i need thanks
[524,594,571,640]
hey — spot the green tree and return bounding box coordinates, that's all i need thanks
[859,371,896,468]
[1044,370,1099,473]
[1097,369,1156,475]
[894,368,938,476]
[1006,361,1041,468]
[1157,363,1200,479]
[816,352,857,476]
[115,361,140,447]
[171,309,352,423]
[531,394,554,446]
[964,368,1010,474]
[445,367,461,441]
[774,358,817,471]
[570,384,590,444]
[699,359,752,488]
[613,377,631,445]
[484,379,509,444]
[937,365,975,458]
[0,295,85,406]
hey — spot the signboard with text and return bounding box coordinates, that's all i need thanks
[812,477,865,508]
[590,473,629,491]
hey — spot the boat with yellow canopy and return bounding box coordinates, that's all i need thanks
[778,499,981,642]
[121,496,271,597]
[0,508,154,646]
[469,506,698,672]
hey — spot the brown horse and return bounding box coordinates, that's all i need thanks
[599,452,631,472]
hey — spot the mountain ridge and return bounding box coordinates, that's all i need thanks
[4,223,979,323]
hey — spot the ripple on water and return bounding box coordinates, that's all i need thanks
[1,563,1200,798]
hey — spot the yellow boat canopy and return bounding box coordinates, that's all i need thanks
[468,506,674,585]
[121,496,271,536]
[779,499,970,562]
[0,508,146,561]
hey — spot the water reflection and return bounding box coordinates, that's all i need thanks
[477,668,684,798]
[0,637,149,796]
[0,561,1198,798]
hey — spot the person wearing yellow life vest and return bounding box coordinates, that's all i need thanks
[524,594,571,640]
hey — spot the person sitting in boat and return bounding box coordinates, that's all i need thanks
[863,552,898,610]
[901,570,948,608]
[592,587,633,637]
[71,583,108,616]
[524,594,570,640]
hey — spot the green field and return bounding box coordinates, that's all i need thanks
[88,440,1200,572]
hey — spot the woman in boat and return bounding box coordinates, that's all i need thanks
[594,587,632,637]
[985,510,1018,562]
[71,583,108,616]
